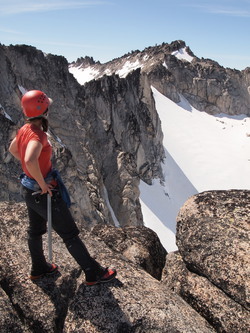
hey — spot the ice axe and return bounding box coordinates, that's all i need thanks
[47,193,53,261]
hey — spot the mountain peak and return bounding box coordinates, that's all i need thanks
[68,40,196,85]
[72,55,100,67]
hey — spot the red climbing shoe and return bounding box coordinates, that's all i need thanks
[85,267,117,286]
[29,263,59,281]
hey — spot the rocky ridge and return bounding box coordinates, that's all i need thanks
[0,201,214,333]
[69,40,250,115]
[0,189,249,332]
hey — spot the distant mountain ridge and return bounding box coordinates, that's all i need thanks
[69,40,250,116]
[69,40,198,83]
[71,40,198,71]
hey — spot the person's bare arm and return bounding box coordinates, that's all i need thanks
[24,140,52,196]
[9,137,21,160]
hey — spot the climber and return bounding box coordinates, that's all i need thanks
[8,90,117,284]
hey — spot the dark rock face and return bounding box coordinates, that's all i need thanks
[0,112,21,202]
[145,46,250,115]
[0,44,164,229]
[163,190,250,332]
[0,202,214,333]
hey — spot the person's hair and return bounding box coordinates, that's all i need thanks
[27,117,48,132]
[41,118,48,132]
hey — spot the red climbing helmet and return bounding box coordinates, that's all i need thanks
[21,90,52,118]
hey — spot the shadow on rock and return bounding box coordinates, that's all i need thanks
[67,278,135,332]
[34,269,81,332]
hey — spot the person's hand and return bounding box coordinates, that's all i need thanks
[39,182,53,196]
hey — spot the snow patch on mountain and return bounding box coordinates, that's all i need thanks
[103,186,120,227]
[0,104,12,121]
[115,59,143,78]
[69,65,100,85]
[139,87,250,252]
[171,47,194,63]
[69,46,194,86]
[69,56,144,84]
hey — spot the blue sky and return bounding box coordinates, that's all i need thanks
[0,0,250,70]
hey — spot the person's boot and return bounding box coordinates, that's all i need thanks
[84,267,117,286]
[65,236,116,284]
[28,235,58,280]
[30,263,58,280]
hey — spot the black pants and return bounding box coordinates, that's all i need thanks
[21,186,103,279]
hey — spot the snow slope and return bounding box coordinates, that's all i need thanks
[140,88,250,252]
[68,57,250,253]
[69,59,144,85]
[69,66,101,85]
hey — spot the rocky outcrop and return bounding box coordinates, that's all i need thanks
[1,190,249,332]
[145,45,250,116]
[73,55,98,67]
[162,190,250,332]
[0,112,21,202]
[0,201,215,333]
[163,252,249,333]
[91,224,167,280]
[160,56,250,115]
[80,70,164,227]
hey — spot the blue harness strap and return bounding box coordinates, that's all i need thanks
[20,169,71,207]
[51,169,71,208]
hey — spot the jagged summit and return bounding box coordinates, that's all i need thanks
[68,39,250,116]
[72,55,100,67]
[71,40,190,65]
[68,40,197,85]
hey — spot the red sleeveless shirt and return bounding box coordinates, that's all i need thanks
[16,123,52,178]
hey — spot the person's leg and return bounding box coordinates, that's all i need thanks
[23,186,116,283]
[22,186,55,276]
[28,207,47,275]
[50,191,104,280]
[64,236,104,279]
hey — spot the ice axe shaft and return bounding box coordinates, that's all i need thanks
[47,193,53,261]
